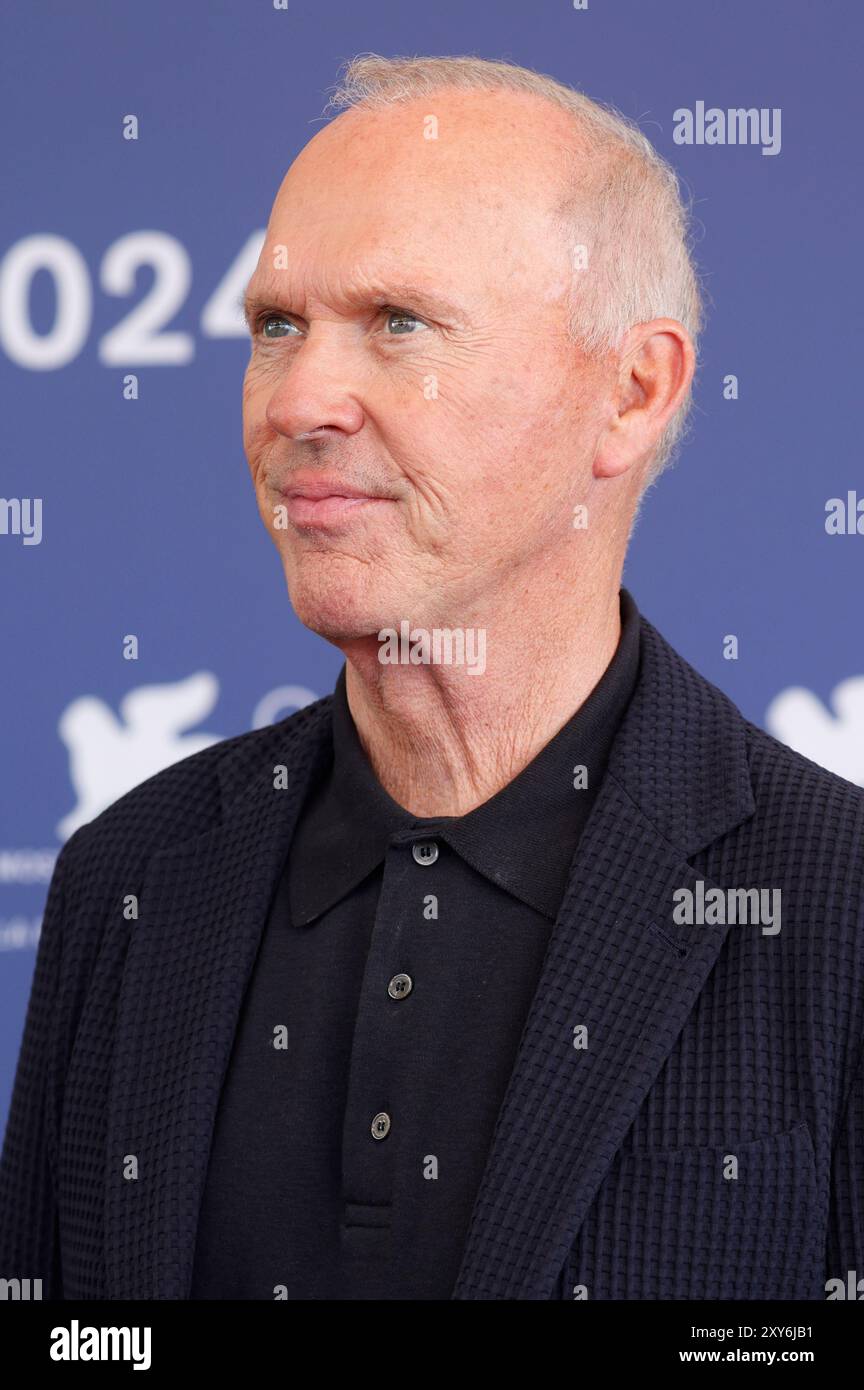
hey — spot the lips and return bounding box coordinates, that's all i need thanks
[282,477,382,500]
[277,477,394,530]
[283,493,391,527]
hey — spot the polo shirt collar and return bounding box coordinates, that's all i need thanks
[289,588,641,925]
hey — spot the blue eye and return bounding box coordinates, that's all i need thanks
[386,310,426,335]
[260,315,299,339]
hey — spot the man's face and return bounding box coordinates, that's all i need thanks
[242,91,612,643]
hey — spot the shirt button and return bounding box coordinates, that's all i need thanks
[371,1112,391,1140]
[388,972,413,1000]
[412,840,439,866]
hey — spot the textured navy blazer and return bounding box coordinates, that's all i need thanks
[2,606,863,1300]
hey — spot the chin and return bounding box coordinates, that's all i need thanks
[283,556,398,643]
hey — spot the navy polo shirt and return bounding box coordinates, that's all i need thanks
[189,589,641,1300]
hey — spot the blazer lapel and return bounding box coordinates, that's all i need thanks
[452,615,757,1300]
[102,611,756,1301]
[104,700,333,1299]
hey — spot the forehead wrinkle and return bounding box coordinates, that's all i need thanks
[243,268,470,326]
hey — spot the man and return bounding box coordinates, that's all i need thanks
[2,54,862,1301]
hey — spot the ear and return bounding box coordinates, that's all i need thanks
[593,319,695,479]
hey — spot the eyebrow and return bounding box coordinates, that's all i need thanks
[240,281,468,331]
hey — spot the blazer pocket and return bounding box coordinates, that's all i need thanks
[567,1121,821,1300]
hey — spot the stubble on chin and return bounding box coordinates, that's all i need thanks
[279,549,398,644]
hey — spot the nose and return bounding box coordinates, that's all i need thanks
[263,326,365,441]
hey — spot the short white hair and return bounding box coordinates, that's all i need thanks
[324,53,704,486]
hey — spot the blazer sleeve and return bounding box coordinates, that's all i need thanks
[826,1028,864,1288]
[0,838,73,1299]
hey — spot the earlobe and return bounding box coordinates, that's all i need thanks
[592,423,637,480]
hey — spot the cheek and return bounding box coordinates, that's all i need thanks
[378,363,567,537]
[242,356,281,426]
[242,383,276,478]
[242,363,265,414]
[461,383,593,542]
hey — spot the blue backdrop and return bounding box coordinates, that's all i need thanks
[2,0,862,1135]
